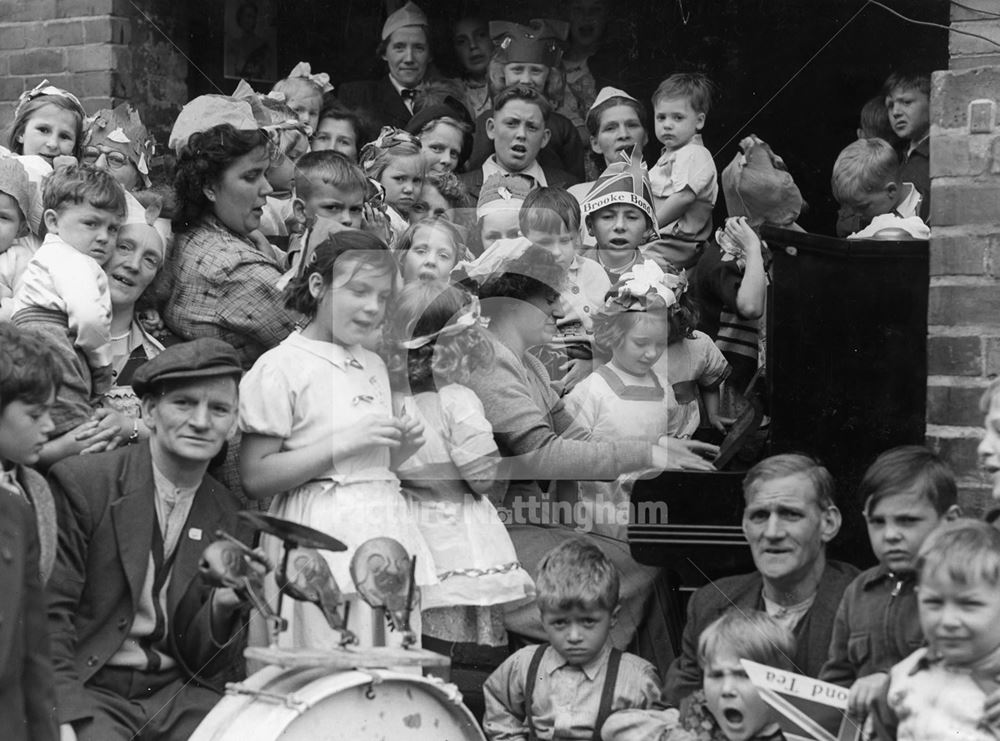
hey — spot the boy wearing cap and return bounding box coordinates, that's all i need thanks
[581,146,657,283]
[339,1,432,130]
[465,19,587,181]
[46,338,253,741]
[461,84,577,201]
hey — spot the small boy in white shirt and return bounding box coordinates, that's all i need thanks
[648,73,718,269]
[11,164,126,432]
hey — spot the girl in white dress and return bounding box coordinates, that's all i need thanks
[239,230,436,649]
[384,283,535,647]
[563,260,684,541]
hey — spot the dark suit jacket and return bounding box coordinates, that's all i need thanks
[46,442,247,724]
[459,163,578,202]
[663,559,860,705]
[0,493,58,741]
[466,108,587,182]
[337,75,413,132]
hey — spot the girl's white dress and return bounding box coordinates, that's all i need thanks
[395,385,535,613]
[239,331,437,649]
[562,363,680,542]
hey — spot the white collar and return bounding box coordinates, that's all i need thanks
[287,331,367,371]
[482,155,547,187]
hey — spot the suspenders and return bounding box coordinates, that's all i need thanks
[523,644,624,741]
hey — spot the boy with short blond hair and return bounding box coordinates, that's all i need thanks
[483,538,660,740]
[831,138,926,239]
[875,520,1000,741]
[602,609,794,741]
[647,72,718,268]
[820,446,958,722]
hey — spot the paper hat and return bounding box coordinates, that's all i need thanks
[0,157,34,235]
[581,145,655,225]
[721,135,802,227]
[490,19,568,67]
[169,82,305,154]
[85,104,155,187]
[589,86,638,114]
[232,80,307,135]
[382,1,428,41]
[451,236,534,284]
[14,79,85,123]
[602,260,687,315]
[168,95,259,154]
[123,191,172,250]
[476,172,534,218]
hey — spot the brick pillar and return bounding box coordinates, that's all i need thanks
[0,0,188,151]
[926,0,1000,513]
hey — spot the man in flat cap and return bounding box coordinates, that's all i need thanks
[338,1,433,130]
[46,338,252,741]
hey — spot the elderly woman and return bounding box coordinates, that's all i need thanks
[461,241,716,661]
[101,196,177,437]
[81,103,155,193]
[163,95,298,369]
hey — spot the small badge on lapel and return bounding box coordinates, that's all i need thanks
[188,527,203,541]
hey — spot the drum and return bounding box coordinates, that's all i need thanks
[190,665,486,741]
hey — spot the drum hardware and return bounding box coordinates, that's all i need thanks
[350,537,420,648]
[199,535,287,636]
[222,680,310,712]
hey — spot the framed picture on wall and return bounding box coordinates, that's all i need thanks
[224,0,278,82]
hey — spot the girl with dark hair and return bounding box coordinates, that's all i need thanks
[384,282,534,647]
[164,113,297,370]
[238,231,437,650]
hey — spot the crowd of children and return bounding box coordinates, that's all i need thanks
[0,1,956,739]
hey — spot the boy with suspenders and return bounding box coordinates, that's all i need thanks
[483,539,661,739]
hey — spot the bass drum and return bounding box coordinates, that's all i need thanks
[190,665,486,741]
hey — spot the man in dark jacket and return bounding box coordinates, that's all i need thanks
[663,453,859,705]
[47,339,253,741]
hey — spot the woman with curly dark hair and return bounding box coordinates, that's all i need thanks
[460,241,717,664]
[384,282,535,648]
[163,101,297,369]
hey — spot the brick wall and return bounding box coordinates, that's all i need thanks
[0,0,188,152]
[927,0,1000,513]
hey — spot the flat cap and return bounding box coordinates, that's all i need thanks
[132,338,243,398]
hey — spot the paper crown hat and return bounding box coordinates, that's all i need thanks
[382,1,428,40]
[476,172,534,217]
[581,144,655,225]
[85,104,155,187]
[0,157,36,236]
[489,19,568,67]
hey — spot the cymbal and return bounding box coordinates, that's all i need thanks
[239,512,348,553]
